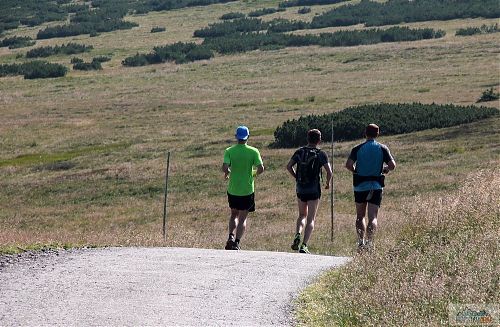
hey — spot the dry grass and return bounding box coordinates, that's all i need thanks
[296,169,499,326]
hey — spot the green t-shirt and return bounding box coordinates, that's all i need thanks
[223,144,263,196]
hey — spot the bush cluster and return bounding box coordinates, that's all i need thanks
[311,0,500,29]
[272,103,499,147]
[26,43,93,58]
[92,56,111,63]
[203,27,444,54]
[37,20,138,39]
[1,0,238,36]
[194,18,265,38]
[248,8,284,17]
[70,57,84,64]
[456,23,499,36]
[0,0,71,32]
[131,16,444,67]
[122,42,214,66]
[268,19,309,33]
[0,61,68,79]
[131,0,238,14]
[73,60,102,71]
[278,0,347,8]
[196,1,500,36]
[220,12,245,20]
[35,1,137,39]
[0,36,35,49]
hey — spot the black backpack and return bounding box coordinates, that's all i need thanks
[296,147,321,185]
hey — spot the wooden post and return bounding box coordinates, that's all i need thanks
[330,123,335,242]
[163,151,171,241]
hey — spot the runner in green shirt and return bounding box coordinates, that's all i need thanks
[222,126,264,250]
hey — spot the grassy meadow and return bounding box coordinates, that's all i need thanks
[0,0,499,324]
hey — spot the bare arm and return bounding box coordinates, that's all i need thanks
[222,163,230,180]
[323,163,333,189]
[255,164,264,176]
[383,160,396,174]
[345,158,355,173]
[286,159,296,179]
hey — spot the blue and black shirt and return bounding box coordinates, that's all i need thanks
[349,140,394,192]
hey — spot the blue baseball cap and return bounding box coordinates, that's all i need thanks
[235,125,250,140]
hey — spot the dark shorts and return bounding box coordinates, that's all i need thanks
[297,192,321,202]
[354,189,383,206]
[228,192,255,212]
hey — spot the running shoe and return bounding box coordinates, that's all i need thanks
[299,244,310,254]
[291,234,301,251]
[225,239,234,250]
[231,241,241,250]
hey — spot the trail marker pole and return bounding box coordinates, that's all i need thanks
[163,151,171,241]
[330,123,335,242]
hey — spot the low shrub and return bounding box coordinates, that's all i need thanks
[73,60,102,71]
[122,53,149,67]
[456,23,499,36]
[0,61,68,79]
[151,26,166,33]
[37,20,138,39]
[122,42,214,66]
[248,8,283,17]
[272,103,500,147]
[23,61,68,79]
[0,36,35,49]
[203,27,444,55]
[92,56,111,63]
[220,12,245,20]
[26,43,93,58]
[298,7,312,14]
[279,0,347,8]
[477,88,499,103]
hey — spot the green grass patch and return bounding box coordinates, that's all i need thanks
[0,143,129,168]
[0,242,80,255]
[251,128,276,136]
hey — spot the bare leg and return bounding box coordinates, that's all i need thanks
[296,199,308,235]
[366,203,379,243]
[355,202,367,242]
[235,210,249,240]
[302,199,320,245]
[228,208,239,236]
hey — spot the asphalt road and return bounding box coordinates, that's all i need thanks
[0,247,350,326]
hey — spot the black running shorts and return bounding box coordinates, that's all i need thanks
[354,189,383,206]
[227,192,255,212]
[297,192,321,202]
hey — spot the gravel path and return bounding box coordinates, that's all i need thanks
[0,247,350,326]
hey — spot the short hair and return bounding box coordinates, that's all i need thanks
[307,129,321,144]
[365,124,379,138]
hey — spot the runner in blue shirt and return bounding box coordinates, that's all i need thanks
[345,124,396,252]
